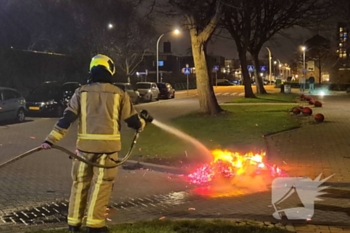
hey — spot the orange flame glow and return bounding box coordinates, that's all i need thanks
[188,149,284,186]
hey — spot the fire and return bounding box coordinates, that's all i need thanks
[188,149,285,185]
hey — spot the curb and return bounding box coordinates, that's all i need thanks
[221,102,298,105]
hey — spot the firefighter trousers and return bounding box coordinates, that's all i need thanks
[67,151,118,228]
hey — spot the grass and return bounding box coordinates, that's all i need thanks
[120,105,300,166]
[29,219,291,233]
[229,93,298,103]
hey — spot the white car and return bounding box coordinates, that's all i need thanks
[136,82,160,102]
[0,87,26,123]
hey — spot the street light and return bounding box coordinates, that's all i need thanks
[266,47,272,84]
[156,29,180,83]
[301,46,306,79]
[108,23,113,29]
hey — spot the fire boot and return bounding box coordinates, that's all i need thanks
[86,226,109,233]
[68,225,81,232]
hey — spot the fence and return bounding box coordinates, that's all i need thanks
[174,82,197,90]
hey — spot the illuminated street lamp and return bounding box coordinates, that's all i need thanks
[301,46,306,78]
[266,47,272,84]
[108,23,113,29]
[156,29,180,83]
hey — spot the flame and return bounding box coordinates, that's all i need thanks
[188,149,285,185]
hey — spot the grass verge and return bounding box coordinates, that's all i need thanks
[120,105,300,166]
[229,93,298,103]
[30,219,291,233]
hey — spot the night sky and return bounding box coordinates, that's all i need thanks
[138,1,323,64]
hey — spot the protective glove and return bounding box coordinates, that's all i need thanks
[138,117,146,132]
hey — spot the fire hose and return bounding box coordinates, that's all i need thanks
[0,110,153,169]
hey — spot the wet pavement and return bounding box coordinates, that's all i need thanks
[1,89,350,232]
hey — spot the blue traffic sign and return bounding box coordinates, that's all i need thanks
[183,67,191,75]
[260,66,266,72]
[247,65,254,73]
[213,65,219,71]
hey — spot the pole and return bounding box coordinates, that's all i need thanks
[215,71,218,86]
[156,34,164,83]
[303,50,306,79]
[187,74,189,95]
[266,47,272,84]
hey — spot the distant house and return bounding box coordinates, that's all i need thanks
[304,34,333,83]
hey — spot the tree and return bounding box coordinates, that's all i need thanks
[0,0,77,53]
[70,0,156,82]
[307,42,339,83]
[111,10,156,83]
[222,1,257,98]
[168,0,223,115]
[222,0,329,96]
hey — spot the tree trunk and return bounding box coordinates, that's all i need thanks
[318,54,322,84]
[191,38,223,115]
[126,62,131,83]
[238,49,255,98]
[253,53,267,94]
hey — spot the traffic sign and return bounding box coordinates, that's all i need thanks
[247,65,254,73]
[213,65,219,71]
[183,67,191,75]
[260,66,266,72]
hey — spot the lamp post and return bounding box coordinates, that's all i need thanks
[302,46,306,79]
[156,29,180,83]
[266,47,272,84]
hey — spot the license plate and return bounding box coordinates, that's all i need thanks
[29,106,40,111]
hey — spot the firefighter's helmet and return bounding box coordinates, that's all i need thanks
[89,54,115,76]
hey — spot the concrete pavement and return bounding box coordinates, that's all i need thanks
[1,87,350,232]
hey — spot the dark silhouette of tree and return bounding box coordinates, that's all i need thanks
[70,0,156,82]
[222,0,330,97]
[0,0,77,53]
[167,0,223,115]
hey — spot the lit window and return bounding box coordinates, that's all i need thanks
[340,33,343,37]
[344,33,347,38]
[340,43,343,47]
[340,27,343,32]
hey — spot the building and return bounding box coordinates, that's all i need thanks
[304,34,332,83]
[135,42,226,83]
[336,23,350,83]
[337,22,349,59]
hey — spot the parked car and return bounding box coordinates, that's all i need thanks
[113,82,140,104]
[136,82,160,102]
[156,82,175,99]
[0,87,27,123]
[26,81,81,117]
[216,80,235,86]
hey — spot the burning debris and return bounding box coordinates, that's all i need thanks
[188,150,286,185]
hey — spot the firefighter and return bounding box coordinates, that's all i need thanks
[40,54,147,233]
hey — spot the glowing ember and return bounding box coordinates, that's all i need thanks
[188,150,285,185]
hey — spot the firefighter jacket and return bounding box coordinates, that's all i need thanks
[44,82,144,153]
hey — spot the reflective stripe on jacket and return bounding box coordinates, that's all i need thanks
[45,82,140,153]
